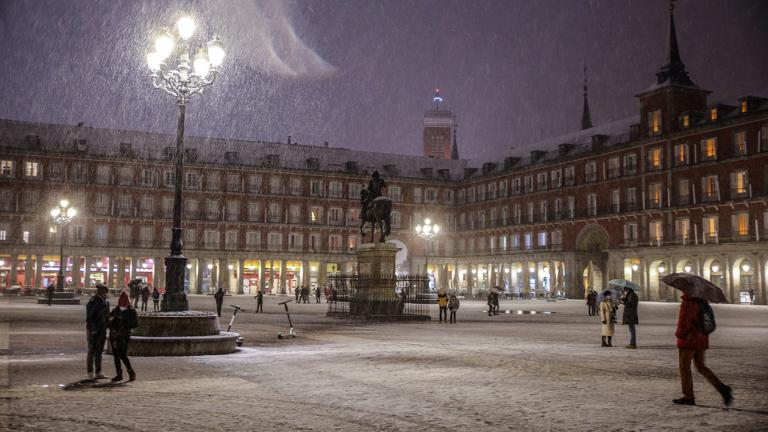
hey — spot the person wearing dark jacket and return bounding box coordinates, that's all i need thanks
[295,286,301,302]
[214,287,225,317]
[673,294,732,406]
[108,292,137,382]
[151,287,160,311]
[255,290,263,313]
[86,284,110,379]
[621,287,639,348]
[140,285,150,312]
[46,283,55,306]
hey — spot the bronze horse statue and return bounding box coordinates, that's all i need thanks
[360,189,392,243]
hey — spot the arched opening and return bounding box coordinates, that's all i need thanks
[702,257,724,291]
[648,259,669,301]
[582,262,603,298]
[575,224,610,252]
[732,257,755,304]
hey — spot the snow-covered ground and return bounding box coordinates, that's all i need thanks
[1,295,766,431]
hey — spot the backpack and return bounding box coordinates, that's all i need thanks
[695,299,716,335]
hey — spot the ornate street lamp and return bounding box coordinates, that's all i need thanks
[414,218,439,276]
[50,199,76,292]
[146,15,224,311]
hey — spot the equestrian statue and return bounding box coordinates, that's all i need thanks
[359,171,392,243]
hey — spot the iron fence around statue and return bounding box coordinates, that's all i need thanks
[326,274,431,321]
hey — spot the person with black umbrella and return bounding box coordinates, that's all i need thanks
[620,287,639,348]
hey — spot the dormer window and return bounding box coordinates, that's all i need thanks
[648,110,662,135]
[740,101,748,113]
[682,114,690,128]
[710,108,718,121]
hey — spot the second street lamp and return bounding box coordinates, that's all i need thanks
[146,15,225,311]
[414,218,440,285]
[51,199,76,292]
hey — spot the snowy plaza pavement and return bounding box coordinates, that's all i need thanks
[1,295,767,431]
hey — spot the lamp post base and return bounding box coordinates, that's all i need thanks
[162,254,189,312]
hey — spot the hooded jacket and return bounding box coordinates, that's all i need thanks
[675,295,709,350]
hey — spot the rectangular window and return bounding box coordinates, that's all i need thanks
[268,232,282,248]
[413,187,423,204]
[388,185,401,202]
[524,175,534,193]
[734,131,747,156]
[245,231,261,247]
[607,157,620,178]
[511,178,521,194]
[536,172,548,190]
[269,176,282,194]
[0,160,13,177]
[140,196,154,217]
[348,183,362,200]
[226,174,240,192]
[24,161,40,178]
[487,183,497,199]
[674,143,689,166]
[94,225,108,242]
[647,147,663,170]
[539,201,547,222]
[526,203,534,223]
[268,203,281,223]
[611,189,620,213]
[163,170,175,187]
[624,223,638,244]
[550,170,562,188]
[499,180,508,196]
[513,204,522,224]
[523,232,533,250]
[424,188,437,203]
[648,183,662,208]
[248,175,262,193]
[184,228,197,246]
[587,193,597,216]
[205,199,220,220]
[328,208,342,225]
[700,137,717,161]
[443,189,454,203]
[329,181,342,198]
[648,109,662,135]
[288,232,303,249]
[701,175,719,202]
[741,101,748,113]
[49,162,64,181]
[553,199,562,219]
[391,211,401,228]
[511,234,520,250]
[623,153,637,175]
[568,196,575,218]
[537,231,547,248]
[247,202,261,222]
[732,212,749,238]
[476,185,486,201]
[186,172,200,189]
[730,171,748,198]
[118,167,133,185]
[205,173,220,191]
[564,166,576,186]
[225,230,239,249]
[328,235,342,252]
[675,218,690,243]
[118,194,133,216]
[226,200,240,221]
[96,166,111,184]
[682,114,690,128]
[710,107,718,121]
[141,169,155,187]
[551,230,562,247]
[678,178,690,205]
[310,206,323,224]
[649,220,663,245]
[585,161,597,182]
[762,125,768,152]
[703,215,718,241]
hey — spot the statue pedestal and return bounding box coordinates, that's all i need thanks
[356,242,398,278]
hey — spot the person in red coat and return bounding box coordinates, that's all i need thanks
[673,294,732,406]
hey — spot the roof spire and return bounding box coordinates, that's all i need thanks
[655,0,696,87]
[433,87,444,110]
[581,65,592,130]
[451,123,459,160]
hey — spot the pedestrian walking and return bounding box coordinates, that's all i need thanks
[214,287,224,317]
[586,290,597,316]
[129,280,141,309]
[315,286,321,303]
[749,288,755,305]
[620,287,639,348]
[437,289,448,323]
[324,286,331,303]
[140,284,150,312]
[599,290,616,347]
[673,294,732,406]
[151,286,160,311]
[255,290,263,313]
[86,284,110,380]
[295,286,301,302]
[492,288,500,315]
[303,286,311,303]
[448,293,460,324]
[108,292,137,382]
[46,283,55,306]
[487,291,495,316]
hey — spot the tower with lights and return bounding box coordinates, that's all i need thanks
[423,88,458,160]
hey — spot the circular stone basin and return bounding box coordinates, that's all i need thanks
[134,310,220,337]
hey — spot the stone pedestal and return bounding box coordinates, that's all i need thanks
[356,243,398,278]
[37,291,80,305]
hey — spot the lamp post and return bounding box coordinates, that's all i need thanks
[146,15,225,311]
[50,199,76,292]
[414,218,440,279]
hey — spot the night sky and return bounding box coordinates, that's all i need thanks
[0,0,766,162]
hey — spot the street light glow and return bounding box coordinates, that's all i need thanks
[207,36,225,67]
[193,48,210,77]
[177,16,195,40]
[155,30,175,59]
[147,52,162,71]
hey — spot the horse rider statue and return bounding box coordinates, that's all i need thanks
[360,171,392,243]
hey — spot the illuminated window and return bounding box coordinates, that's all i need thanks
[734,131,747,156]
[1,160,13,177]
[647,147,662,170]
[649,220,663,243]
[731,171,748,195]
[710,108,718,121]
[701,175,719,201]
[648,110,662,135]
[703,215,718,240]
[648,183,662,208]
[732,212,749,237]
[700,137,717,161]
[682,114,690,128]
[740,101,748,113]
[24,161,40,177]
[673,143,688,166]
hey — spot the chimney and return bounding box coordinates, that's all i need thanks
[558,143,575,157]
[591,134,609,151]
[504,157,521,170]
[530,150,546,163]
[482,162,497,174]
[287,135,292,145]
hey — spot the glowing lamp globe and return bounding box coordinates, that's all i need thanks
[177,16,195,40]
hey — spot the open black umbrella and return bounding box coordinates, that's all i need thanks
[661,273,728,303]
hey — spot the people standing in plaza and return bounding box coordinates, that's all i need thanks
[315,286,321,303]
[324,285,331,303]
[492,288,500,315]
[673,294,732,406]
[586,290,597,316]
[129,280,140,309]
[255,290,263,313]
[108,292,137,382]
[46,283,55,306]
[140,284,150,312]
[487,291,495,316]
[86,284,110,380]
[599,291,616,347]
[295,286,301,302]
[302,286,310,304]
[620,287,639,348]
[448,292,460,324]
[214,287,224,317]
[749,288,755,305]
[151,286,160,311]
[437,289,449,323]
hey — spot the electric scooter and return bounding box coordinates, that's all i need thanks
[227,304,245,346]
[277,299,296,339]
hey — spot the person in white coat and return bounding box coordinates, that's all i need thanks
[599,291,616,347]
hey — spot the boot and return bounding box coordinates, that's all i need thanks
[607,336,613,347]
[672,397,695,405]
[111,375,123,382]
[128,370,136,382]
[601,336,607,347]
[717,384,733,407]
